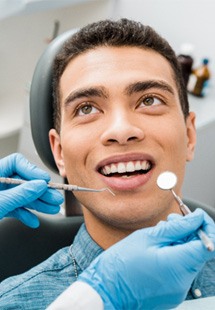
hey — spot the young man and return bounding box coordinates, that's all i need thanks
[0,19,214,309]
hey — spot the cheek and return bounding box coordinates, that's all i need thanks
[170,130,188,162]
[164,124,188,176]
[152,118,188,160]
[60,127,96,182]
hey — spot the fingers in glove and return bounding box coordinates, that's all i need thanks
[39,188,64,206]
[0,180,47,215]
[198,208,215,236]
[145,209,207,245]
[26,200,60,214]
[0,153,50,182]
[167,213,183,221]
[14,153,50,181]
[6,208,40,228]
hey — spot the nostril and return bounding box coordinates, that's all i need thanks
[108,139,118,143]
[128,136,138,141]
[101,123,145,146]
[107,136,140,145]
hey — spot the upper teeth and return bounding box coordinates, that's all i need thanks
[101,160,151,176]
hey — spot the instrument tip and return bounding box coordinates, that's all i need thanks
[105,188,116,196]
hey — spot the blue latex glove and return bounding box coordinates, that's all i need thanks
[78,209,215,310]
[0,153,64,228]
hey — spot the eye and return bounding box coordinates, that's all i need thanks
[139,95,163,107]
[76,103,99,116]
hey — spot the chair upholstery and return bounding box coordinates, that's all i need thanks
[30,29,77,174]
[0,215,83,282]
[184,197,215,219]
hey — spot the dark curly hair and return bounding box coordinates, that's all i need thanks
[52,18,189,132]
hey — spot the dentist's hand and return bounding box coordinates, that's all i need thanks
[0,153,64,228]
[77,209,215,310]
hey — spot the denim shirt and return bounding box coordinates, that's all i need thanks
[0,224,214,309]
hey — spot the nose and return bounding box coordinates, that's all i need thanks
[100,110,145,146]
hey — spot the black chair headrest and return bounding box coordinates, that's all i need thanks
[30,29,77,173]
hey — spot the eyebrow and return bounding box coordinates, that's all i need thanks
[64,86,108,106]
[63,80,175,106]
[124,80,175,96]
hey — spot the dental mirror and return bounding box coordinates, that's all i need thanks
[156,171,214,252]
[157,171,177,190]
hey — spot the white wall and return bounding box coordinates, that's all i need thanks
[0,0,114,101]
[183,120,215,207]
[0,133,19,157]
[113,0,215,72]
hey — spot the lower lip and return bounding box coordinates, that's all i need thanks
[99,169,153,191]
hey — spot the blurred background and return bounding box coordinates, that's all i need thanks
[0,0,214,206]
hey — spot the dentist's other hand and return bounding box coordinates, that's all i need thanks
[0,153,64,228]
[78,209,215,310]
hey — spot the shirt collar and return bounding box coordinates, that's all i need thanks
[72,223,103,271]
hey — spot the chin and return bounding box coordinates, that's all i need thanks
[96,208,160,231]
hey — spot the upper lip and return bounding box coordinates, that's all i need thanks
[96,153,155,172]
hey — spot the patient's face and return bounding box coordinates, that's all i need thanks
[50,46,196,236]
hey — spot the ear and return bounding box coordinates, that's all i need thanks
[49,129,67,177]
[186,112,196,162]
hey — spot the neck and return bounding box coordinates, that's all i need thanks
[82,199,182,249]
[83,208,134,249]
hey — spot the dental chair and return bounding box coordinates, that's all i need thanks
[0,30,215,282]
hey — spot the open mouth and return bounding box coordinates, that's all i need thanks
[99,160,152,178]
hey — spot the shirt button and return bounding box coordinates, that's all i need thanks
[193,288,202,298]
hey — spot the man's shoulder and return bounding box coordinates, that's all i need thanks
[0,246,72,302]
[193,257,215,298]
[201,257,215,284]
[203,257,215,276]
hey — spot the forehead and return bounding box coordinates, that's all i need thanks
[60,46,178,99]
